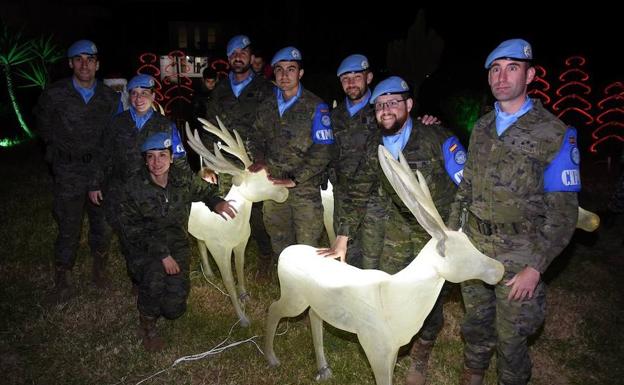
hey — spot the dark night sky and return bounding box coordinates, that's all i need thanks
[2,1,621,106]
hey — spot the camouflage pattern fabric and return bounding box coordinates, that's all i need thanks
[450,100,578,384]
[35,78,119,269]
[248,88,333,255]
[119,166,222,319]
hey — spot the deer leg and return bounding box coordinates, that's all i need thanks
[197,239,215,277]
[264,284,309,367]
[309,308,332,381]
[233,238,250,302]
[208,244,250,327]
[358,332,398,385]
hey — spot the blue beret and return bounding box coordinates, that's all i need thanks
[271,46,302,67]
[67,40,98,58]
[226,35,251,57]
[485,38,532,69]
[128,74,155,91]
[337,54,370,77]
[369,76,410,104]
[141,132,172,152]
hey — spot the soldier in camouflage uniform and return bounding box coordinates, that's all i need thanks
[203,35,275,275]
[119,132,234,351]
[317,54,388,268]
[191,66,218,131]
[89,74,191,288]
[35,40,120,300]
[247,46,334,257]
[369,76,461,385]
[448,39,579,385]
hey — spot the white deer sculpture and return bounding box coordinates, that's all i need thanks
[185,118,288,327]
[264,145,505,385]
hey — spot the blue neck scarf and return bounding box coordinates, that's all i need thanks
[346,89,371,117]
[382,117,413,159]
[72,77,96,104]
[129,107,154,130]
[229,71,254,98]
[277,85,302,117]
[494,97,533,136]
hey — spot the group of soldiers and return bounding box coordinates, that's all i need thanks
[36,34,581,385]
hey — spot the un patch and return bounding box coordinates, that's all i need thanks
[454,150,466,165]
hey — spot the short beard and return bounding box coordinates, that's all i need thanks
[379,119,405,136]
[231,62,251,74]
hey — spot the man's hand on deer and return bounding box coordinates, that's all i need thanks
[417,114,441,126]
[506,266,540,301]
[316,235,348,263]
[88,190,103,205]
[162,255,180,275]
[214,200,238,220]
[268,176,296,188]
[248,159,268,173]
[200,167,218,184]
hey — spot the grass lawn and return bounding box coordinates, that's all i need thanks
[1,142,622,385]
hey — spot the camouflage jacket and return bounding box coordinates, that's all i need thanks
[119,166,222,261]
[330,101,382,237]
[248,88,333,191]
[203,74,274,145]
[35,77,118,181]
[380,121,457,237]
[94,110,191,196]
[449,100,578,273]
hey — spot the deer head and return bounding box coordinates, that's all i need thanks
[378,145,504,285]
[186,118,288,204]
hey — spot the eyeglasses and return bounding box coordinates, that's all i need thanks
[374,98,406,111]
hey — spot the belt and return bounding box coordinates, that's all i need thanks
[56,149,93,163]
[464,209,525,236]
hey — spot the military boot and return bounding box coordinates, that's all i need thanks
[92,251,111,289]
[405,338,435,385]
[139,314,165,352]
[458,366,485,385]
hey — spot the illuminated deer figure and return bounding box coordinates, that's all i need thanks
[186,118,288,327]
[264,145,505,385]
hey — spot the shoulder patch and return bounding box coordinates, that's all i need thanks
[442,136,466,185]
[544,127,581,192]
[312,103,335,144]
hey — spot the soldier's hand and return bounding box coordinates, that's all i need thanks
[88,190,103,206]
[418,114,441,126]
[269,176,296,188]
[200,167,218,184]
[248,160,268,173]
[506,266,540,301]
[162,256,180,275]
[214,200,238,220]
[316,235,348,263]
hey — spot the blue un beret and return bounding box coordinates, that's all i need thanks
[485,38,533,69]
[67,40,98,58]
[226,35,251,57]
[336,54,370,77]
[128,74,155,91]
[370,76,410,104]
[141,132,172,152]
[271,46,302,67]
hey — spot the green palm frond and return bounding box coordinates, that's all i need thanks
[30,35,63,64]
[16,61,47,88]
[0,24,35,66]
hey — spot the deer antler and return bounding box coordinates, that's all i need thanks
[378,146,447,244]
[185,123,244,175]
[197,116,252,168]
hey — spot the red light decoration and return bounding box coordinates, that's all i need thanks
[137,52,164,103]
[556,107,594,125]
[589,134,624,153]
[533,76,551,91]
[533,65,547,78]
[565,56,586,67]
[555,81,592,96]
[604,82,624,95]
[591,121,624,139]
[595,108,624,124]
[552,94,592,111]
[558,68,590,82]
[528,89,552,105]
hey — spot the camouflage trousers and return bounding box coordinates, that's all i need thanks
[263,185,325,256]
[52,169,111,269]
[461,230,546,385]
[102,185,138,284]
[347,191,389,269]
[134,253,191,320]
[362,202,445,341]
[219,173,273,259]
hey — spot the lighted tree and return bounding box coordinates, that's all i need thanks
[590,81,624,153]
[551,56,595,136]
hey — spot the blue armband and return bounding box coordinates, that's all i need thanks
[311,103,335,144]
[544,127,581,192]
[442,136,466,186]
[171,123,187,159]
